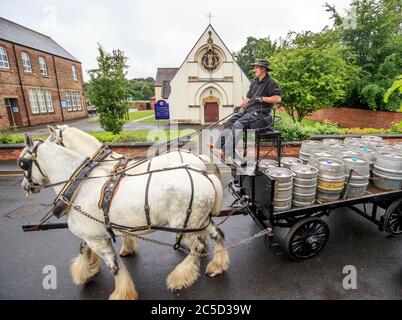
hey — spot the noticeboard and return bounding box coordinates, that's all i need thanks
[154,100,170,120]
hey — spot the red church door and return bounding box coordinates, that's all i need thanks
[204,102,219,123]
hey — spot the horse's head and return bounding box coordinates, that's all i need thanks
[47,124,68,146]
[19,134,49,194]
[47,125,101,157]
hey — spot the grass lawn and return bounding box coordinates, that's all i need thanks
[88,110,154,124]
[90,129,196,143]
[275,109,319,127]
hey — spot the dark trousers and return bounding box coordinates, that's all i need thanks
[215,107,268,153]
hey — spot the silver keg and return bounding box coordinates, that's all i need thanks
[342,156,370,198]
[350,146,377,170]
[299,140,321,163]
[393,142,402,153]
[308,150,337,166]
[314,158,345,202]
[258,159,278,171]
[343,137,361,145]
[373,152,402,190]
[290,164,318,207]
[322,138,342,148]
[281,157,303,169]
[266,167,294,212]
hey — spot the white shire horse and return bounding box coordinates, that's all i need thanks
[46,125,220,257]
[47,124,216,175]
[20,135,229,299]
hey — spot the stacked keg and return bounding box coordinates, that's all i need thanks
[266,167,294,212]
[393,142,402,154]
[376,145,397,154]
[344,137,361,145]
[308,150,337,166]
[290,164,318,207]
[281,157,303,169]
[342,157,370,198]
[340,149,364,159]
[322,138,342,149]
[373,152,402,190]
[350,145,377,170]
[299,140,321,163]
[314,158,345,202]
[362,135,383,147]
[258,159,278,171]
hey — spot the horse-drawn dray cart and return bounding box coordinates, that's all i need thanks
[222,130,402,261]
[18,113,402,299]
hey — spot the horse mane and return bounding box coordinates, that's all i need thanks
[64,126,102,147]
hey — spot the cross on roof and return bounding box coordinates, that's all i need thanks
[206,12,214,24]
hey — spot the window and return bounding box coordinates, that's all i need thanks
[65,91,82,112]
[75,92,82,110]
[21,52,32,72]
[37,90,47,113]
[66,92,72,111]
[72,65,78,81]
[39,56,48,75]
[71,91,77,111]
[45,90,54,112]
[27,88,54,114]
[0,46,10,69]
[28,89,39,114]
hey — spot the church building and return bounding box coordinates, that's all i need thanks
[154,24,250,124]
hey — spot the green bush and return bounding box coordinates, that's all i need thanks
[0,133,24,144]
[275,120,340,141]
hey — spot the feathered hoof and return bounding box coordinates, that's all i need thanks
[70,253,100,285]
[205,250,230,278]
[119,237,138,257]
[166,263,200,291]
[109,288,138,300]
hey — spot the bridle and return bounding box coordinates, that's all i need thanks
[18,140,48,191]
[55,127,65,147]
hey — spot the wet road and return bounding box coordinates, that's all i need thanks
[0,173,401,300]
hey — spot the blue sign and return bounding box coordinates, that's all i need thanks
[12,107,19,113]
[154,100,170,120]
[61,100,68,109]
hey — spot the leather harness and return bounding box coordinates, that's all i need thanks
[47,144,211,247]
[21,141,212,247]
[97,158,210,247]
[51,145,113,218]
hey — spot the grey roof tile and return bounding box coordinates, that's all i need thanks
[155,67,178,86]
[0,17,79,62]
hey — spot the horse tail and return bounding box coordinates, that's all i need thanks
[208,173,223,216]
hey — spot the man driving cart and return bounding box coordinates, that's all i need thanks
[209,59,282,161]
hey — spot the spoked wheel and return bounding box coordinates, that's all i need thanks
[286,217,330,261]
[383,199,402,236]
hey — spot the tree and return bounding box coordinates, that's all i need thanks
[234,36,278,79]
[384,75,402,110]
[270,30,357,122]
[87,45,130,134]
[325,0,402,111]
[128,77,155,100]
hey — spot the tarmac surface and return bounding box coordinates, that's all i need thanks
[1,170,402,300]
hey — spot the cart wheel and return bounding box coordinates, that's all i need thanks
[286,217,330,261]
[383,199,402,236]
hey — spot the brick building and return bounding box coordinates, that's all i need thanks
[0,17,87,130]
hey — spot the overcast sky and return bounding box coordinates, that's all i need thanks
[0,0,352,80]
